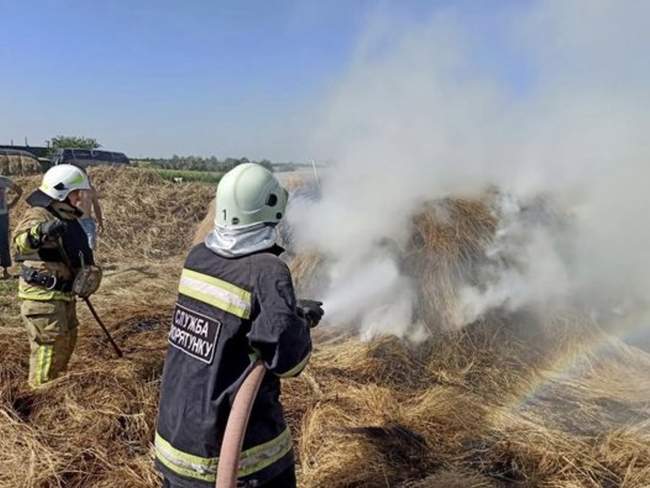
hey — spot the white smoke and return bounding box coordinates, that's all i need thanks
[458,194,572,325]
[288,0,650,338]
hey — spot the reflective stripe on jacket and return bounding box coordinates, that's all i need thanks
[155,243,311,487]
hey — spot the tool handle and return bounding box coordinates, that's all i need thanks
[55,239,121,358]
[83,297,123,358]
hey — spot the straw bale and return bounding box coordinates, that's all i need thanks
[403,199,497,330]
[10,167,214,263]
[0,153,41,176]
[285,195,500,330]
[192,198,215,246]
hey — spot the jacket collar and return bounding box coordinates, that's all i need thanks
[26,189,83,220]
[26,189,55,208]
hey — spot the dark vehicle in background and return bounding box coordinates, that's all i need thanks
[52,148,130,168]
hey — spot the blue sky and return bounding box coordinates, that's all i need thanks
[0,0,532,160]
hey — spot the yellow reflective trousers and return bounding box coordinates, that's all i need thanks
[20,299,78,388]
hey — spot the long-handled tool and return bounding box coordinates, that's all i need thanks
[55,237,123,358]
[83,296,123,358]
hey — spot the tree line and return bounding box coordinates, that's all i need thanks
[44,135,307,173]
[135,156,276,173]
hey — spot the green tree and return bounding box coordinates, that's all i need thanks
[222,157,240,172]
[48,136,101,155]
[48,135,101,149]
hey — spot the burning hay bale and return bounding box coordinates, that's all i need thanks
[287,195,499,332]
[403,198,498,330]
[288,251,327,298]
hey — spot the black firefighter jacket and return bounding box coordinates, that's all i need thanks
[155,243,312,487]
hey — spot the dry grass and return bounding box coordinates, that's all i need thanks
[0,170,649,487]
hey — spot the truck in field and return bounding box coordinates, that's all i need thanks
[51,148,130,168]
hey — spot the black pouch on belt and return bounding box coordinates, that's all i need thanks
[21,266,74,292]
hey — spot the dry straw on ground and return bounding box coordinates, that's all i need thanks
[0,168,649,487]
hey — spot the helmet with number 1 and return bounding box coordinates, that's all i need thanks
[40,164,91,201]
[215,163,288,229]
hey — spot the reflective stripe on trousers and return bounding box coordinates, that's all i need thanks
[21,299,79,388]
[18,280,74,301]
[155,427,292,483]
[33,344,54,387]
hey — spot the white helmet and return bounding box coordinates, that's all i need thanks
[40,164,91,201]
[216,163,288,229]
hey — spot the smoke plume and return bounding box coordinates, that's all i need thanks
[288,0,650,339]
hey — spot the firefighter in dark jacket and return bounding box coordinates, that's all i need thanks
[155,163,324,488]
[13,164,96,388]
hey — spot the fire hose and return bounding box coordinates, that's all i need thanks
[216,360,266,488]
[215,303,322,486]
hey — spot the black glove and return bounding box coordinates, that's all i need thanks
[297,299,324,328]
[39,219,67,242]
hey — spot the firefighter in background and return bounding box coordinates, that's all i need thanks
[0,174,23,279]
[69,163,104,251]
[13,164,96,388]
[155,163,324,488]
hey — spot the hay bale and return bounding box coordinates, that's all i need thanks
[89,168,213,260]
[289,252,327,297]
[403,199,497,330]
[10,167,214,262]
[0,152,41,176]
[192,198,215,246]
[287,196,498,331]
